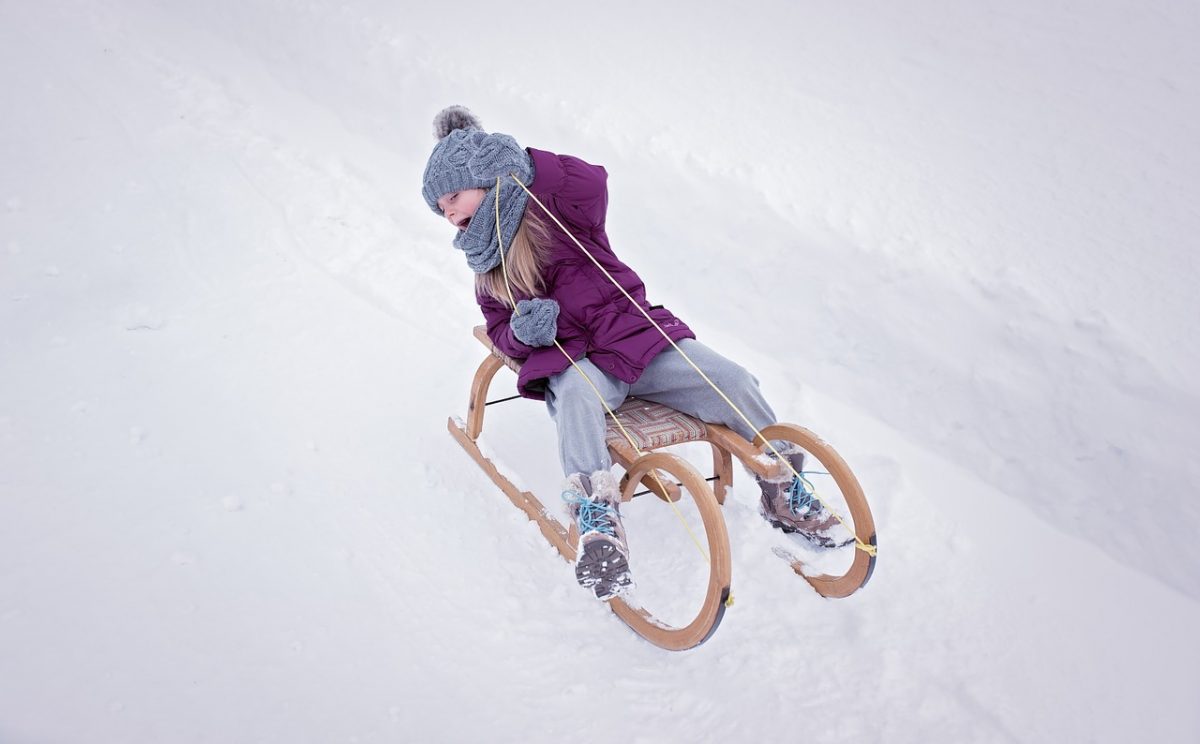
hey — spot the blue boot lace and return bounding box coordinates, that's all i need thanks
[562,490,616,536]
[787,473,820,516]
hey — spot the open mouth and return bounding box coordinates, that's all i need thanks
[456,217,470,231]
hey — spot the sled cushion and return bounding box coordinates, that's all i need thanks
[604,398,709,452]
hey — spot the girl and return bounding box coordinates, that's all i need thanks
[422,106,850,600]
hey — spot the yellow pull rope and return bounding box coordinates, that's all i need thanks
[495,177,518,309]
[509,173,875,557]
[495,177,713,564]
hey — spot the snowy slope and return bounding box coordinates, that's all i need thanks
[2,1,1198,742]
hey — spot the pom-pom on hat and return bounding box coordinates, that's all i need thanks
[432,105,482,139]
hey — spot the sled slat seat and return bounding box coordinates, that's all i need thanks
[473,326,522,374]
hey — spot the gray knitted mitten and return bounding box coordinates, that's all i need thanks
[510,298,560,347]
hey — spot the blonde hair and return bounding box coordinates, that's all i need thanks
[475,208,552,308]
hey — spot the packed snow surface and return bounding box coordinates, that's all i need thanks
[2,1,1198,742]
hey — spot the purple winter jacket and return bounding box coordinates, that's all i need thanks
[478,147,695,400]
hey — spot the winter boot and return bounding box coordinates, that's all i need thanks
[562,469,633,601]
[757,446,854,548]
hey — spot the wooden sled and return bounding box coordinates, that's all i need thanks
[448,326,877,651]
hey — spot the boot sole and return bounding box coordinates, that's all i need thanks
[765,516,855,549]
[575,539,633,601]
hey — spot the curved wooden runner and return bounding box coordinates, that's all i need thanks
[754,423,877,598]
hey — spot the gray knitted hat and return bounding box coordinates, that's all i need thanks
[421,106,534,274]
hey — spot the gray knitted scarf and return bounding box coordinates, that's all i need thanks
[452,173,531,274]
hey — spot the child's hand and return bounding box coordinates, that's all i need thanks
[510,298,560,347]
[468,133,531,182]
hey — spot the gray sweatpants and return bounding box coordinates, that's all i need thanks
[544,338,778,477]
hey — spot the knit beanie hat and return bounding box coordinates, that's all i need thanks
[421,106,534,274]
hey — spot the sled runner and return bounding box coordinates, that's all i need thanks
[448,326,877,651]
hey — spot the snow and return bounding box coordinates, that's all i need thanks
[2,0,1198,741]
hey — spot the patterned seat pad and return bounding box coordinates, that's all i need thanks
[605,398,708,451]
